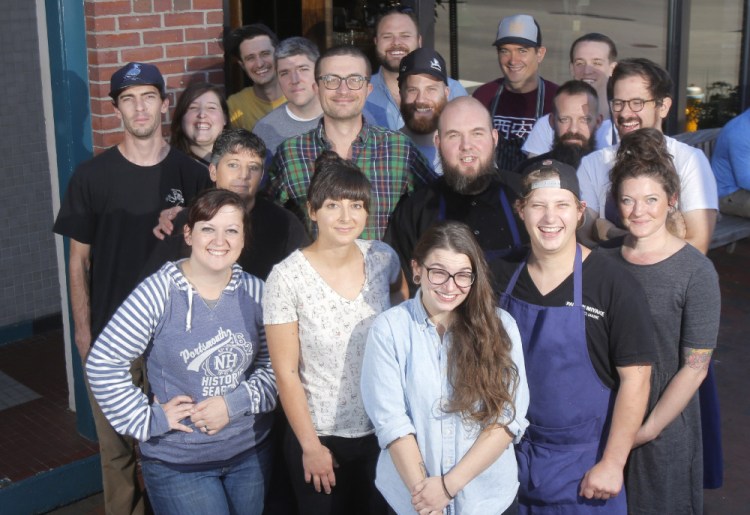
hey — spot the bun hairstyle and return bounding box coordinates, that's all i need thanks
[610,128,680,201]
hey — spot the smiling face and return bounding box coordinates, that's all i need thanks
[317,55,373,122]
[209,148,264,201]
[238,35,277,86]
[496,43,545,93]
[401,73,449,134]
[277,54,318,109]
[520,186,584,256]
[411,248,472,323]
[309,197,368,245]
[181,90,226,152]
[375,13,421,72]
[114,85,168,140]
[185,205,244,274]
[570,40,616,93]
[612,74,671,137]
[618,176,675,240]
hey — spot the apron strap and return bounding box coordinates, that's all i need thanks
[573,244,583,307]
[499,187,522,247]
[489,81,504,120]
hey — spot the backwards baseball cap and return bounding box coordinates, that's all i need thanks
[493,14,542,48]
[109,62,166,100]
[520,159,580,199]
[398,48,448,87]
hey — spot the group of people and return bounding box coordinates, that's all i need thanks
[52,4,731,515]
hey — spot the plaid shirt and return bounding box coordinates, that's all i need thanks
[267,118,437,240]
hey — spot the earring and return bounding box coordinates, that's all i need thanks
[413,274,421,284]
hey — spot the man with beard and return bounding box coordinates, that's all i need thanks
[384,96,528,294]
[577,58,718,253]
[226,24,286,131]
[364,6,466,130]
[398,48,450,174]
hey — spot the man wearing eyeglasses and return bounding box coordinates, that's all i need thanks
[577,58,718,253]
[267,45,437,240]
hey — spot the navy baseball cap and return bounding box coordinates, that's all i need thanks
[398,48,449,86]
[520,159,580,199]
[109,62,166,100]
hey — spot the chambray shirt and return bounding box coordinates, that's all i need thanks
[361,295,529,514]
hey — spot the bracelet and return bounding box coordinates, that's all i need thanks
[441,474,454,500]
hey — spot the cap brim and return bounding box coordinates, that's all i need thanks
[398,69,448,85]
[493,37,539,47]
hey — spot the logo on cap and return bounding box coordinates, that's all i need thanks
[430,58,442,72]
[124,63,142,81]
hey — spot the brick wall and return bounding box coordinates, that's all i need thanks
[85,0,225,153]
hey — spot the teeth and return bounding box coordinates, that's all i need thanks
[207,249,228,256]
[539,227,561,233]
[461,156,476,163]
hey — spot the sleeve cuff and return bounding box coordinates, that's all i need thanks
[149,404,171,437]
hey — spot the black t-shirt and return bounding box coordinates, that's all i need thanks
[53,146,212,337]
[491,248,656,388]
[144,197,310,281]
[383,175,529,293]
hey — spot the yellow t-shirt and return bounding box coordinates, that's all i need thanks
[227,87,286,131]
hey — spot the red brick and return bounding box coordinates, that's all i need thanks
[91,114,123,132]
[184,27,221,42]
[118,15,162,30]
[186,56,223,72]
[155,59,187,74]
[194,0,222,9]
[165,73,202,89]
[86,16,116,32]
[166,42,205,58]
[206,11,223,25]
[90,98,118,117]
[153,0,173,12]
[206,40,223,56]
[88,49,119,66]
[164,12,205,27]
[86,1,132,16]
[174,0,192,11]
[87,32,141,49]
[133,0,153,13]
[121,46,164,62]
[143,29,183,44]
[89,81,113,99]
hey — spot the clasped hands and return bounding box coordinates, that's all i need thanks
[156,395,229,436]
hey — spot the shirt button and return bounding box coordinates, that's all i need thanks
[471,201,477,206]
[473,230,480,235]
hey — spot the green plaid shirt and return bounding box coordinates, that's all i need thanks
[267,119,437,240]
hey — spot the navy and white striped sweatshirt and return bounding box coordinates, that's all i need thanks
[86,260,277,466]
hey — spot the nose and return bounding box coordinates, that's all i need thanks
[290,70,300,84]
[339,205,352,221]
[197,107,206,118]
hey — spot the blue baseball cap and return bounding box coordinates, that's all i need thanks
[109,62,166,100]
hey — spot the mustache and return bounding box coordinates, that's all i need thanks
[559,133,587,143]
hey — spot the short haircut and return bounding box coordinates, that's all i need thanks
[185,188,251,241]
[570,33,618,63]
[225,23,279,60]
[610,128,680,201]
[275,37,320,65]
[374,8,420,37]
[307,151,371,212]
[608,58,673,102]
[170,82,229,157]
[210,128,267,167]
[315,45,372,79]
[553,80,600,116]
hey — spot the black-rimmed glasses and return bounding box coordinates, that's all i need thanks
[609,98,658,113]
[425,267,475,288]
[317,74,370,90]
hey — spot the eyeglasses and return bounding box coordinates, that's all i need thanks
[425,267,475,288]
[380,4,415,15]
[317,74,370,90]
[609,98,658,113]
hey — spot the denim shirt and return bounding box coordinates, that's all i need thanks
[361,294,529,514]
[364,71,469,130]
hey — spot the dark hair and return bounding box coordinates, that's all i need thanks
[610,128,680,202]
[570,33,617,63]
[553,80,600,116]
[225,23,280,60]
[210,128,266,167]
[412,221,519,428]
[170,83,229,158]
[186,188,251,241]
[275,36,320,65]
[314,45,372,80]
[374,7,420,38]
[307,151,371,212]
[608,58,673,102]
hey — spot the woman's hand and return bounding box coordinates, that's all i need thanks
[190,396,230,436]
[302,444,338,494]
[411,477,451,514]
[157,395,195,433]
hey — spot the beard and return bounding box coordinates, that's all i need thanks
[401,97,447,134]
[548,132,597,169]
[442,156,497,195]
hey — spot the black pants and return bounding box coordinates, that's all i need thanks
[283,425,388,515]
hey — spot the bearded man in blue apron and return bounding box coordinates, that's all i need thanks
[490,160,655,513]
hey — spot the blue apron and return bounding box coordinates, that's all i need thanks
[437,187,522,261]
[500,246,626,514]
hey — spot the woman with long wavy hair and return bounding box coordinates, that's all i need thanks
[170,82,229,165]
[362,220,529,514]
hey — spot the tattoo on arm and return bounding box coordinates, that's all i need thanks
[683,348,712,371]
[419,461,428,480]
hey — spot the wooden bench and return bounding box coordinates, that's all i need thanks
[672,128,750,252]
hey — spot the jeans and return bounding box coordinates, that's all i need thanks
[142,439,272,515]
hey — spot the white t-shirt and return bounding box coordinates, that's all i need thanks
[577,135,719,217]
[522,114,616,156]
[262,239,401,437]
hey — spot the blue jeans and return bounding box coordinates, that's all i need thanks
[141,440,272,515]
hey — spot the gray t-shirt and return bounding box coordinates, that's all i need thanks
[253,104,321,155]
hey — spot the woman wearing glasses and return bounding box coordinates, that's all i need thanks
[264,152,407,514]
[362,221,529,514]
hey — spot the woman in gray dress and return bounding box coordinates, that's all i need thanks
[606,128,720,514]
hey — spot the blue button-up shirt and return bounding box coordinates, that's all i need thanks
[364,71,469,130]
[361,294,529,514]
